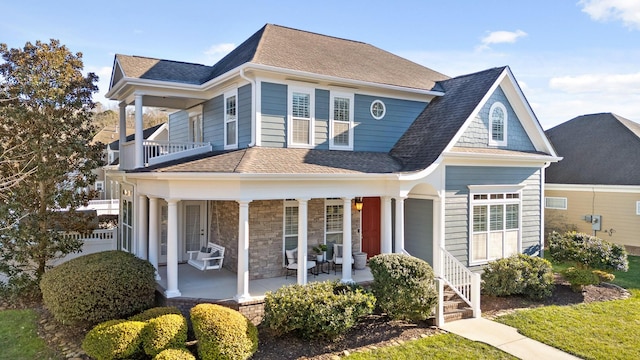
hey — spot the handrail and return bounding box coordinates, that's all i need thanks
[61,228,117,241]
[439,247,481,318]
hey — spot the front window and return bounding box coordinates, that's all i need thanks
[471,190,521,264]
[325,199,343,259]
[545,197,567,210]
[288,87,314,147]
[489,102,507,146]
[224,90,238,149]
[283,200,298,264]
[330,92,354,150]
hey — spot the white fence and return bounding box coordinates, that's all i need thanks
[50,228,118,266]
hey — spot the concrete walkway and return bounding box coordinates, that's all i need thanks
[440,317,582,360]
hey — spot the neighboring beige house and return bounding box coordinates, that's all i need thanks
[545,113,640,255]
[91,125,135,200]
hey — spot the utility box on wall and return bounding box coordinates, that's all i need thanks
[591,215,601,231]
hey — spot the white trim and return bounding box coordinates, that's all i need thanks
[370,100,386,120]
[224,89,239,150]
[488,101,508,146]
[329,91,354,150]
[95,180,105,192]
[188,106,203,143]
[287,86,315,148]
[636,201,640,216]
[255,78,263,146]
[468,184,525,193]
[545,183,640,193]
[544,196,567,210]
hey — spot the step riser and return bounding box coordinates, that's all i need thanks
[443,286,474,322]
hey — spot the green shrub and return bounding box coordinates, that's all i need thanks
[153,348,196,360]
[262,280,375,340]
[482,254,555,300]
[190,303,258,360]
[563,267,600,292]
[129,307,183,322]
[368,254,436,320]
[592,269,615,283]
[549,231,629,271]
[81,319,146,360]
[141,314,188,357]
[40,250,156,325]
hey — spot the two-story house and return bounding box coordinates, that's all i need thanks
[105,24,559,318]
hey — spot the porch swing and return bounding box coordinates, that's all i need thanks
[187,201,225,271]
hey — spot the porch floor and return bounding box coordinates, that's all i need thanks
[157,263,373,301]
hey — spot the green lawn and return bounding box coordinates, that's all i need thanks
[496,255,640,360]
[0,309,59,360]
[342,333,516,360]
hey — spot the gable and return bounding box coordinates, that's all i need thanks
[110,60,125,90]
[455,86,535,151]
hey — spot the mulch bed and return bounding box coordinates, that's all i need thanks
[1,274,630,360]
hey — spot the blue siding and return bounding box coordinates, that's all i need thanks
[444,166,542,269]
[354,95,427,152]
[203,95,224,150]
[456,86,535,151]
[315,89,329,149]
[260,82,287,148]
[169,110,188,142]
[238,84,252,147]
[404,198,434,266]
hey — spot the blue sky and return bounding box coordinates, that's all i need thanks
[2,0,639,129]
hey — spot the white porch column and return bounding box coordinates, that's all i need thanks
[341,197,353,283]
[381,196,393,254]
[165,199,181,298]
[148,197,160,280]
[296,198,310,285]
[235,200,251,302]
[118,102,126,171]
[433,195,445,277]
[134,94,144,169]
[394,196,406,254]
[137,194,148,260]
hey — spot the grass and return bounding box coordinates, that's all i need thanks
[342,333,516,360]
[495,254,640,360]
[0,309,59,360]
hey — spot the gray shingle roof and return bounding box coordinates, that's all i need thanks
[114,24,449,91]
[545,113,640,185]
[390,67,506,171]
[136,147,402,174]
[108,123,165,150]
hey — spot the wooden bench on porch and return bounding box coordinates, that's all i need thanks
[187,242,225,271]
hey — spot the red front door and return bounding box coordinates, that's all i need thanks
[361,197,381,258]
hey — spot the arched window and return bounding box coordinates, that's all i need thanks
[489,102,507,146]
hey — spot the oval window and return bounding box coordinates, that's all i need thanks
[370,100,386,120]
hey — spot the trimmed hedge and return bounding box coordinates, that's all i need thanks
[368,254,437,321]
[40,250,156,325]
[482,254,555,300]
[141,314,188,357]
[82,319,146,360]
[129,307,183,322]
[549,231,628,271]
[191,303,258,360]
[154,348,196,360]
[262,281,375,340]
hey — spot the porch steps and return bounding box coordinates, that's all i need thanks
[443,288,474,322]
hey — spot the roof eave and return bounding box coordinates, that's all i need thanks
[123,171,401,181]
[443,151,562,163]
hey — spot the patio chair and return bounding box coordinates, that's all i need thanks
[187,242,225,271]
[331,243,354,274]
[285,248,316,279]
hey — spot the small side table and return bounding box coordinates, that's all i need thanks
[313,260,330,275]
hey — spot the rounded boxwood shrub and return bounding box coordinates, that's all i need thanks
[141,313,188,357]
[549,231,629,271]
[190,303,258,360]
[40,250,156,325]
[563,267,599,292]
[262,280,375,340]
[154,348,196,360]
[82,319,146,360]
[482,254,554,300]
[129,306,183,322]
[368,254,437,321]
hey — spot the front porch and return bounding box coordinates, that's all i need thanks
[156,263,373,300]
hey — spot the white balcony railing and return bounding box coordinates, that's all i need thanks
[120,140,212,170]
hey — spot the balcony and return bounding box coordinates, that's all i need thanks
[120,140,212,170]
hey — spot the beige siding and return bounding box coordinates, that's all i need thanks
[545,189,640,250]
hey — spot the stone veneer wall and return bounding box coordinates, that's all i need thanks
[208,198,362,280]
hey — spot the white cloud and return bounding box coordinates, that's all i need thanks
[477,30,527,51]
[549,72,640,93]
[204,43,235,63]
[85,65,117,108]
[579,0,640,29]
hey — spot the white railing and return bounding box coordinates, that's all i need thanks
[439,247,481,319]
[75,199,119,215]
[50,228,118,266]
[62,228,117,241]
[120,140,212,169]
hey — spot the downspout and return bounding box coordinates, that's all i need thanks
[239,67,256,147]
[540,161,552,258]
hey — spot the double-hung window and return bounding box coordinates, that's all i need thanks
[469,186,522,264]
[488,102,507,146]
[288,86,314,147]
[120,188,134,253]
[283,200,299,264]
[325,199,343,260]
[330,92,354,150]
[224,89,238,149]
[188,106,203,143]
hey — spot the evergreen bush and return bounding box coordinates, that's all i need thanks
[548,231,628,271]
[482,254,555,300]
[368,254,437,320]
[153,348,196,360]
[563,267,600,292]
[141,314,188,357]
[129,307,183,322]
[190,303,258,360]
[81,319,146,360]
[262,280,375,340]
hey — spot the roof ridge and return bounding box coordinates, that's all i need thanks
[117,54,208,67]
[266,23,368,45]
